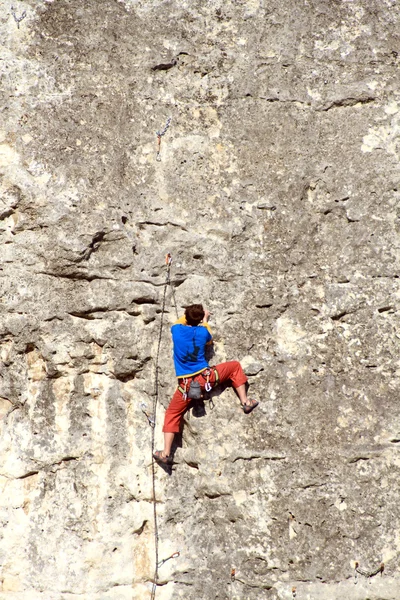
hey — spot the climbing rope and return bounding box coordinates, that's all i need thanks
[149,253,178,600]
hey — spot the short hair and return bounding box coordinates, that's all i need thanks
[185,304,205,326]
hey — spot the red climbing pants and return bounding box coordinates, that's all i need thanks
[162,361,248,434]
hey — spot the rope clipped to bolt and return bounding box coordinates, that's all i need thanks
[149,253,179,600]
[11,6,27,28]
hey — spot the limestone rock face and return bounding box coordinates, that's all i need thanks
[1,1,400,598]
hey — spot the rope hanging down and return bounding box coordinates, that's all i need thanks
[149,253,179,600]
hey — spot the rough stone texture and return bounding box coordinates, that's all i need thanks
[1,0,400,598]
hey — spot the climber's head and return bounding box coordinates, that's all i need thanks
[185,304,205,326]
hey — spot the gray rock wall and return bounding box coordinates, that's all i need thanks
[1,1,400,598]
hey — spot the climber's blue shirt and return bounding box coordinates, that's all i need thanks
[171,317,212,377]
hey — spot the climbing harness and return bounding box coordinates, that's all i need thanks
[177,367,220,398]
[354,561,384,584]
[148,253,179,600]
[179,378,201,401]
[156,116,172,161]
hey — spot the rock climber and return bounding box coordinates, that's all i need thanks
[153,304,259,464]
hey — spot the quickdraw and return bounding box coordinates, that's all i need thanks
[180,378,190,401]
[157,551,180,568]
[354,561,384,584]
[140,402,155,427]
[156,117,172,162]
[202,367,219,392]
[11,5,27,28]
